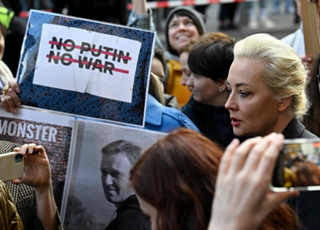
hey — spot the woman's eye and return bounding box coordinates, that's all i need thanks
[170,22,178,28]
[239,91,249,97]
[185,20,194,25]
[226,89,232,94]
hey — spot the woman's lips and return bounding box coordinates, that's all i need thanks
[177,35,189,42]
[231,117,241,127]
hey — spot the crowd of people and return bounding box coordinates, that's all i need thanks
[0,0,319,229]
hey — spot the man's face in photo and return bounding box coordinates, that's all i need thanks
[100,152,134,205]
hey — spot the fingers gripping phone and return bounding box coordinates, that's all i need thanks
[0,152,24,182]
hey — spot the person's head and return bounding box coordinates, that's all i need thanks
[165,7,206,56]
[225,33,309,137]
[130,129,298,230]
[131,129,222,230]
[149,72,165,105]
[0,22,6,61]
[100,140,142,205]
[179,38,197,89]
[179,32,234,89]
[303,52,320,136]
[152,47,167,88]
[295,161,320,186]
[187,37,235,106]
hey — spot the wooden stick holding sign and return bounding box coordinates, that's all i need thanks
[301,0,320,64]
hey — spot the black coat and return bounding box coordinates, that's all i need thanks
[283,118,320,230]
[105,195,151,230]
[182,96,235,148]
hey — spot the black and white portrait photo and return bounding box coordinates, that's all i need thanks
[63,120,166,229]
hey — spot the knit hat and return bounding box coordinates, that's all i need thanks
[165,6,206,57]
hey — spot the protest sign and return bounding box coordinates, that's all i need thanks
[62,119,165,229]
[0,107,75,211]
[35,24,141,103]
[17,10,155,126]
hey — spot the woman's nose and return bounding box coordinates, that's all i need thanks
[186,74,194,87]
[225,93,236,110]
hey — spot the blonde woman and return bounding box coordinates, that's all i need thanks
[225,33,319,230]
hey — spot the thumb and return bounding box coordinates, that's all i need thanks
[263,191,299,215]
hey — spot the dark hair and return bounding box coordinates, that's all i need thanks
[130,129,298,230]
[101,140,142,166]
[188,39,234,83]
[166,10,204,56]
[154,47,167,75]
[295,161,320,186]
[303,53,320,137]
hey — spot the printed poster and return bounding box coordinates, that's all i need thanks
[17,10,156,126]
[62,119,166,229]
[0,107,75,212]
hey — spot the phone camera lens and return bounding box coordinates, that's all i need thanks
[15,154,23,163]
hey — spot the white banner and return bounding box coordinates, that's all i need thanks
[34,24,142,103]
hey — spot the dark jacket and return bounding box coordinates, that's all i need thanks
[182,96,235,148]
[283,118,320,230]
[105,195,151,230]
[53,0,128,25]
[282,118,319,139]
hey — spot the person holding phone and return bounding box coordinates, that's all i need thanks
[208,133,299,230]
[225,33,319,230]
[130,129,298,230]
[0,140,64,230]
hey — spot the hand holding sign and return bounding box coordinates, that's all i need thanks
[0,79,21,114]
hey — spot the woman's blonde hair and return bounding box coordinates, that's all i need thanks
[234,33,309,120]
[149,72,165,105]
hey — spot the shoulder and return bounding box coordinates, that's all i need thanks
[118,209,151,230]
[146,95,199,133]
[283,118,320,139]
[281,31,296,44]
[162,106,199,131]
[167,59,181,72]
[300,129,319,139]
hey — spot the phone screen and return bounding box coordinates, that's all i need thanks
[272,139,320,191]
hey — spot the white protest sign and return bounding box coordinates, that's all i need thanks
[34,24,142,103]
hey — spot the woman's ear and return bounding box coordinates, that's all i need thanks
[218,79,227,91]
[278,96,292,112]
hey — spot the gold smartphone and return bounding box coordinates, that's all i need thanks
[0,152,24,182]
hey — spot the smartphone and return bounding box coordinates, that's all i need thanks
[271,139,320,192]
[0,152,24,182]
